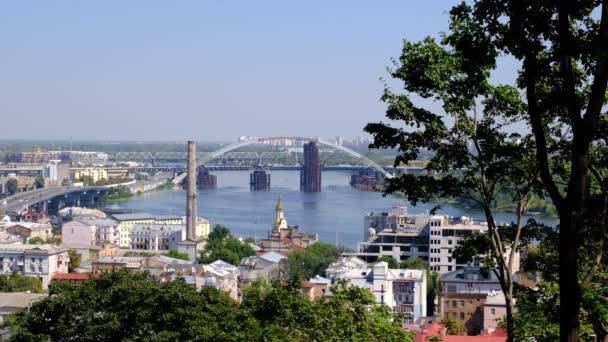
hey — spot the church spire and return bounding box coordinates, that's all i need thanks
[275,196,284,212]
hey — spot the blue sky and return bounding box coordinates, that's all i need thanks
[2,1,469,141]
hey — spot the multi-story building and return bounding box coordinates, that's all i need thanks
[352,204,488,273]
[62,217,120,246]
[111,213,206,248]
[327,260,427,324]
[10,152,50,164]
[55,151,108,165]
[129,224,186,251]
[43,160,70,186]
[300,142,321,192]
[439,262,504,335]
[0,244,69,288]
[73,168,108,183]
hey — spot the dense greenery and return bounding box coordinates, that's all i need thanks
[162,250,190,261]
[441,317,466,336]
[0,273,42,293]
[364,1,608,340]
[198,225,255,266]
[101,185,133,202]
[6,179,18,195]
[27,236,46,245]
[6,271,414,341]
[34,176,44,189]
[285,242,344,281]
[68,250,81,272]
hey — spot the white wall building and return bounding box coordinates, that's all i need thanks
[327,258,427,323]
[130,224,186,251]
[0,244,69,289]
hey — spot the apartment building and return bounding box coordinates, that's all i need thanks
[327,259,427,324]
[0,244,69,289]
[439,262,504,335]
[353,204,488,274]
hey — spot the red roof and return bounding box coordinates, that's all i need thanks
[52,273,90,281]
[415,324,507,342]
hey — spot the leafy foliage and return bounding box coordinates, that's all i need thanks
[285,242,344,282]
[0,273,42,293]
[6,179,18,195]
[68,250,81,272]
[162,250,190,261]
[7,271,414,341]
[440,317,466,335]
[198,225,255,266]
[34,176,44,189]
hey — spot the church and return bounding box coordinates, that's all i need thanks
[257,197,318,254]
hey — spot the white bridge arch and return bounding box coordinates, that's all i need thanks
[173,136,393,183]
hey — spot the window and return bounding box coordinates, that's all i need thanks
[459,301,464,308]
[467,283,473,287]
[448,240,453,245]
[448,266,453,271]
[399,294,402,301]
[491,308,496,315]
[447,285,457,292]
[448,257,452,263]
[452,301,457,308]
[460,312,465,320]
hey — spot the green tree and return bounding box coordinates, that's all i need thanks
[285,242,343,282]
[0,273,42,293]
[198,225,255,266]
[8,271,414,341]
[162,250,190,261]
[28,236,46,245]
[68,250,80,272]
[34,176,44,189]
[377,256,400,269]
[441,316,466,335]
[60,178,70,186]
[365,2,608,340]
[6,179,18,195]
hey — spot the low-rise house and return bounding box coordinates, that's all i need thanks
[327,260,427,324]
[325,256,368,283]
[92,256,145,274]
[239,251,286,284]
[160,259,240,301]
[5,222,53,243]
[0,292,47,323]
[0,244,69,289]
[302,275,331,300]
[51,273,90,285]
[439,262,503,335]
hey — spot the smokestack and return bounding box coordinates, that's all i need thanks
[186,140,197,240]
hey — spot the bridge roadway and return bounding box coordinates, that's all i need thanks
[1,186,110,215]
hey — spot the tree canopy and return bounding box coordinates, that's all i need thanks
[365,1,608,340]
[198,225,255,266]
[7,271,414,341]
[285,242,344,282]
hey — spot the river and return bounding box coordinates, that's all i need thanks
[116,171,557,249]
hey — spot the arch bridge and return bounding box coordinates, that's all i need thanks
[173,136,393,184]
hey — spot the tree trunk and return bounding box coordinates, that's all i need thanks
[559,214,581,342]
[505,291,515,342]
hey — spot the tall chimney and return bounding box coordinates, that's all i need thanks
[186,140,197,240]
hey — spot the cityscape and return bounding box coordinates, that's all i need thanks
[1,2,607,342]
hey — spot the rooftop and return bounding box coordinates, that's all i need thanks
[52,273,90,281]
[259,251,287,264]
[111,213,156,221]
[0,243,67,254]
[0,293,47,310]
